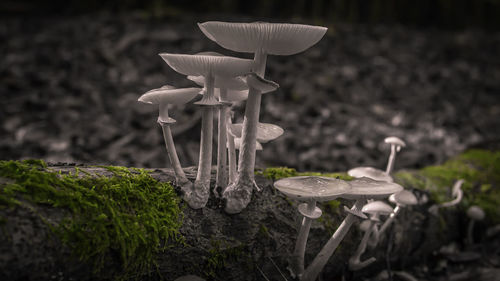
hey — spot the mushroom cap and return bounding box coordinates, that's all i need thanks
[343,205,368,219]
[219,89,249,102]
[245,72,279,94]
[233,137,262,150]
[384,136,406,148]
[198,21,328,56]
[298,203,322,219]
[392,190,418,206]
[340,177,403,200]
[362,201,394,216]
[159,53,254,77]
[274,176,351,202]
[138,86,202,105]
[467,205,485,221]
[188,75,248,91]
[229,122,284,143]
[348,167,394,183]
[174,275,205,281]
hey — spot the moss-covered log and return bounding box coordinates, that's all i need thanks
[1,149,499,281]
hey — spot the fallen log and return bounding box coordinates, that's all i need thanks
[0,149,498,281]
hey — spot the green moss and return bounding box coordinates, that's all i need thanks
[394,149,500,222]
[256,167,353,181]
[0,160,183,279]
[203,240,249,279]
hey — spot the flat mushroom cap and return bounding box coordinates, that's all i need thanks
[384,136,406,148]
[198,21,328,56]
[340,177,403,200]
[348,167,394,183]
[274,176,351,202]
[138,86,202,105]
[362,201,394,216]
[245,72,279,94]
[298,203,322,219]
[233,137,262,150]
[188,75,248,91]
[159,53,254,77]
[467,206,485,221]
[229,123,284,143]
[393,190,418,206]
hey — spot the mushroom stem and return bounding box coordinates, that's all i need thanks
[378,205,401,236]
[302,200,364,281]
[222,49,267,214]
[227,116,237,184]
[160,123,191,189]
[385,144,398,174]
[191,75,215,209]
[467,220,476,245]
[215,88,229,193]
[349,220,377,271]
[290,201,317,278]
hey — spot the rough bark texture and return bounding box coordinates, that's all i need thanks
[0,165,477,281]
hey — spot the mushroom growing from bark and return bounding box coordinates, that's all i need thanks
[138,86,201,191]
[301,177,403,281]
[274,176,351,278]
[466,205,485,245]
[159,53,254,209]
[199,21,328,214]
[349,200,393,271]
[348,136,406,183]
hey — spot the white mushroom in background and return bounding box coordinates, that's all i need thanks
[274,176,351,278]
[138,86,201,191]
[159,53,253,209]
[199,21,328,214]
[348,136,407,183]
[428,179,464,216]
[466,205,485,245]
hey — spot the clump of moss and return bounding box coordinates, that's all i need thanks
[394,149,500,222]
[203,240,250,279]
[0,160,183,279]
[256,167,353,181]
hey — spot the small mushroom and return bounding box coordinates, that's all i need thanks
[349,201,393,271]
[200,21,327,214]
[302,177,403,281]
[428,179,464,215]
[274,176,351,278]
[138,86,201,191]
[377,190,418,240]
[159,53,254,209]
[384,136,406,174]
[466,205,485,245]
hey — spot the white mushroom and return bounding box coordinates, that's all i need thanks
[199,21,327,214]
[138,86,201,191]
[466,205,485,245]
[384,136,406,174]
[377,190,418,241]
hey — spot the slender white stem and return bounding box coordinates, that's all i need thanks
[215,88,229,192]
[349,220,376,271]
[386,145,397,174]
[301,200,363,281]
[227,116,237,184]
[290,201,317,278]
[379,205,401,236]
[160,123,189,186]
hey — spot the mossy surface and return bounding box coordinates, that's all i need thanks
[394,149,500,222]
[0,160,183,279]
[256,167,353,181]
[203,240,250,280]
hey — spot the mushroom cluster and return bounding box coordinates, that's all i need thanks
[139,21,327,211]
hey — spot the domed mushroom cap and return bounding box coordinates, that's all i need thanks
[362,201,394,216]
[233,137,263,150]
[341,177,403,200]
[229,122,284,143]
[348,167,394,183]
[246,72,279,94]
[138,86,202,105]
[159,53,254,77]
[384,136,406,148]
[274,176,351,202]
[392,190,418,206]
[188,75,248,91]
[198,21,328,56]
[298,203,322,219]
[467,205,485,221]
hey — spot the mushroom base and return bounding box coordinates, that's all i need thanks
[184,180,210,209]
[222,176,254,214]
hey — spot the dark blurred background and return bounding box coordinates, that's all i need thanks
[1,0,499,172]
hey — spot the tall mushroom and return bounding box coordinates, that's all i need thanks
[159,53,254,209]
[199,21,328,214]
[349,200,394,271]
[301,177,403,281]
[138,86,201,191]
[348,136,406,182]
[274,176,351,278]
